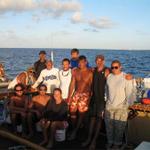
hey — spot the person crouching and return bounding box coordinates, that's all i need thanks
[40,88,68,148]
[9,83,29,137]
[27,84,50,138]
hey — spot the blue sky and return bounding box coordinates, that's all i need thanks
[0,0,150,49]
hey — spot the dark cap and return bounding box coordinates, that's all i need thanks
[39,50,46,55]
[95,55,105,61]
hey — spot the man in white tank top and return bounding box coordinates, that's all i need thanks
[59,58,72,100]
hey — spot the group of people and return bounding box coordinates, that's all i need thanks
[3,48,134,150]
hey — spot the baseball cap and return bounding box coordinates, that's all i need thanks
[39,50,46,55]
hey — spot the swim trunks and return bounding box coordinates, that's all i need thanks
[70,92,90,113]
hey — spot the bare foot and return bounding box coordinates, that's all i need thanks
[46,140,54,149]
[68,131,77,141]
[81,138,91,147]
[39,140,48,146]
[89,141,96,150]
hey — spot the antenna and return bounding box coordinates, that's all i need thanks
[51,51,54,62]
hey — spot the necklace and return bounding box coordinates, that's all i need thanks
[62,70,70,77]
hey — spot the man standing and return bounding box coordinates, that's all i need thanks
[70,48,90,69]
[82,55,110,150]
[68,55,93,140]
[105,60,133,149]
[70,48,79,69]
[32,60,60,94]
[59,58,72,100]
[34,50,47,79]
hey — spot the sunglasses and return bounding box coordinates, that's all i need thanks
[15,89,23,92]
[39,89,46,91]
[111,66,119,70]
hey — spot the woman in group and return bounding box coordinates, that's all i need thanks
[40,88,68,148]
[9,83,29,136]
[105,60,133,149]
[8,67,36,90]
[27,84,50,138]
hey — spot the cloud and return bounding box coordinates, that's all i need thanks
[0,0,81,17]
[32,14,41,23]
[136,30,150,36]
[0,0,36,13]
[71,12,83,23]
[70,13,116,30]
[83,28,99,33]
[88,17,116,29]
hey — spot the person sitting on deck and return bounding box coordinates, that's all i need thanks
[27,84,50,138]
[40,88,68,148]
[8,67,36,90]
[0,63,6,82]
[9,83,29,137]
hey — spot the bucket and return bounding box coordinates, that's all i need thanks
[55,129,66,142]
[36,122,42,132]
[17,125,22,133]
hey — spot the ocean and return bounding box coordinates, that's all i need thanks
[0,48,150,79]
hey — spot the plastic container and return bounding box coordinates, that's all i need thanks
[55,129,66,142]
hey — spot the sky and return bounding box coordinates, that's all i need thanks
[0,0,150,50]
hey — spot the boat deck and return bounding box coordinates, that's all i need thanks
[0,123,136,150]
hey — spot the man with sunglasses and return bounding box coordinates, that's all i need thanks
[9,83,29,136]
[105,60,133,150]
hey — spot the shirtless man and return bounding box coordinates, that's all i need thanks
[68,55,93,140]
[27,84,50,137]
[9,83,28,136]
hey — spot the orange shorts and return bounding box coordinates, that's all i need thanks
[70,92,90,113]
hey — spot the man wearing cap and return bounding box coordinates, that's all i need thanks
[34,50,47,79]
[82,55,110,150]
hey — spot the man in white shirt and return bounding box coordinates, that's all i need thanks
[105,60,133,150]
[32,60,60,94]
[59,58,72,100]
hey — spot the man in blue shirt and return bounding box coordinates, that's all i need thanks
[70,48,79,69]
[70,48,90,68]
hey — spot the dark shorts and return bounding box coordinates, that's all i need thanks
[30,112,42,123]
[90,98,105,118]
[10,113,22,125]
